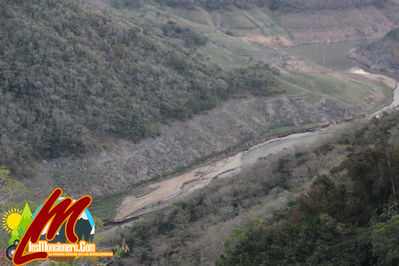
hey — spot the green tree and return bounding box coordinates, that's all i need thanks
[18,203,32,237]
[371,214,399,265]
[8,228,20,246]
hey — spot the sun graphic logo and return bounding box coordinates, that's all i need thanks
[2,204,32,260]
[2,209,22,234]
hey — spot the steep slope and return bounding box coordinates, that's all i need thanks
[0,0,390,198]
[0,0,280,176]
[265,0,399,45]
[107,111,399,265]
[350,28,399,73]
[0,0,395,221]
[150,0,399,45]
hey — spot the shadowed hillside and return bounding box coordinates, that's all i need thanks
[350,28,399,73]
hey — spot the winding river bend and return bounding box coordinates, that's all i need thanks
[104,40,399,232]
[106,78,398,232]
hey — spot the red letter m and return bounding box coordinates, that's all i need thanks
[13,188,92,265]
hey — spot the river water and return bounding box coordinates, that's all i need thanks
[104,41,398,232]
[283,41,366,71]
[221,81,398,179]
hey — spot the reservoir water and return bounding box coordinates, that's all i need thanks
[283,41,366,71]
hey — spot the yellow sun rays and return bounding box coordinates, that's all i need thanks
[2,208,22,234]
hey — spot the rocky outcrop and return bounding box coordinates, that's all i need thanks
[349,28,399,73]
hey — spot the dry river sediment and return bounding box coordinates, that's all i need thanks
[103,70,398,236]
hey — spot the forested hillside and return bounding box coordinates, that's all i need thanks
[217,112,399,265]
[151,0,388,11]
[110,111,399,265]
[267,0,388,11]
[1,0,398,265]
[0,0,280,176]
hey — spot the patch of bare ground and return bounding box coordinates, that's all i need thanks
[114,153,242,222]
[112,125,345,223]
[284,56,331,74]
[237,34,293,48]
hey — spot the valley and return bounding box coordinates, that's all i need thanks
[105,71,397,227]
[1,0,399,265]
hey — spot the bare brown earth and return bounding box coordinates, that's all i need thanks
[237,35,293,48]
[112,129,331,222]
[284,57,331,74]
[114,153,242,222]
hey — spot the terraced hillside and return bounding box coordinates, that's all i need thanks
[154,0,399,45]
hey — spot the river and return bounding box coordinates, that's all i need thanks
[102,41,399,235]
[102,80,398,239]
[283,41,366,71]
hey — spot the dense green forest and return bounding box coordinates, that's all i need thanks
[109,111,399,265]
[0,0,280,176]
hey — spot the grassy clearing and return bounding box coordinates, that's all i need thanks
[278,77,308,95]
[366,82,395,114]
[200,45,248,68]
[281,73,376,104]
[90,193,125,221]
[135,186,159,198]
[260,122,321,137]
